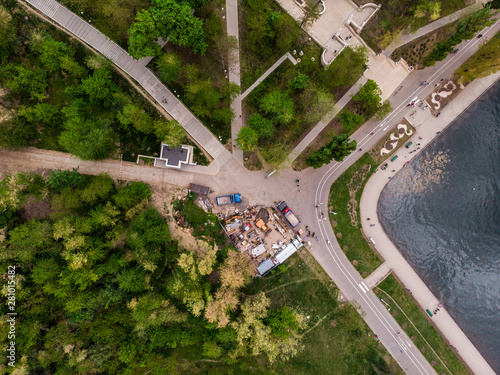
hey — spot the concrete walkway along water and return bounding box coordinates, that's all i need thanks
[360,72,500,375]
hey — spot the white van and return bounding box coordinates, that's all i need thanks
[369,237,375,245]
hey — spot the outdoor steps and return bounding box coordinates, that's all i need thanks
[101,40,125,62]
[30,0,59,18]
[66,16,91,39]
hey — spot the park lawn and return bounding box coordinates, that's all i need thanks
[391,21,459,69]
[355,0,471,52]
[328,153,382,276]
[242,45,367,167]
[173,249,402,374]
[376,275,470,375]
[58,0,150,48]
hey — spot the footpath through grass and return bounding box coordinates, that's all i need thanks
[376,275,470,375]
[174,250,402,374]
[328,153,382,276]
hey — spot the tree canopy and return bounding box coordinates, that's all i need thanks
[128,0,207,59]
[0,170,306,373]
[306,134,357,168]
[340,110,365,132]
[237,126,259,151]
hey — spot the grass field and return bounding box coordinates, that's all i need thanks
[376,275,470,375]
[172,249,402,374]
[328,154,382,276]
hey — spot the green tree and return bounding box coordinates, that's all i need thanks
[127,10,161,59]
[306,134,357,168]
[260,142,290,167]
[321,46,368,91]
[488,0,500,8]
[212,107,235,125]
[7,66,47,101]
[59,116,115,160]
[375,99,393,120]
[126,207,171,271]
[340,110,364,132]
[60,55,87,78]
[248,113,274,139]
[0,6,16,53]
[184,78,221,118]
[156,52,182,83]
[303,89,335,124]
[236,127,259,151]
[80,68,117,107]
[353,79,383,118]
[38,38,70,72]
[113,181,152,211]
[48,168,81,192]
[261,91,295,125]
[265,306,298,338]
[8,219,53,262]
[154,119,186,147]
[80,173,115,204]
[116,268,146,293]
[0,117,37,148]
[117,104,154,133]
[202,342,223,358]
[18,103,60,126]
[289,72,308,91]
[221,81,241,105]
[128,0,207,59]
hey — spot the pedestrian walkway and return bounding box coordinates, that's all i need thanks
[360,72,500,375]
[24,0,232,167]
[286,75,367,163]
[240,52,298,99]
[383,1,485,56]
[364,262,392,289]
[226,0,244,164]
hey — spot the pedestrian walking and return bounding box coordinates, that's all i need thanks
[367,218,371,221]
[315,205,319,208]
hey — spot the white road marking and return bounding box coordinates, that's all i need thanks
[362,282,370,292]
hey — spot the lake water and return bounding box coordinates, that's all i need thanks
[378,80,500,373]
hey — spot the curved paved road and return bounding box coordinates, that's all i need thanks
[9,1,500,373]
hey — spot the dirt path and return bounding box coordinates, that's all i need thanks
[0,147,193,186]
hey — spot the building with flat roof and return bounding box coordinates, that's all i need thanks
[257,258,275,276]
[154,143,194,169]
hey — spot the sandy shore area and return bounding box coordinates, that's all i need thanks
[360,72,500,375]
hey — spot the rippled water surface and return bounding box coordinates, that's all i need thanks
[378,81,500,373]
